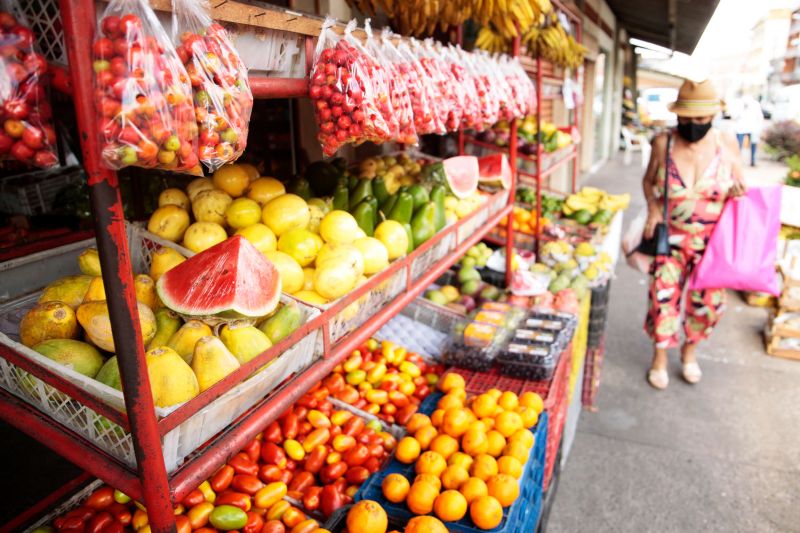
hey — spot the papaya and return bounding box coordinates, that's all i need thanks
[39,275,93,309]
[19,301,79,348]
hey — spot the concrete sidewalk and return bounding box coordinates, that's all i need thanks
[547,155,800,533]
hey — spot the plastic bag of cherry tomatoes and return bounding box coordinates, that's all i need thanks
[505,56,536,116]
[463,51,499,131]
[363,22,417,146]
[443,45,481,132]
[391,38,443,136]
[310,18,395,156]
[0,4,58,168]
[93,0,200,174]
[412,39,460,132]
[172,0,252,172]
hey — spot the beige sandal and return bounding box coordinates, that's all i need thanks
[681,361,702,384]
[647,368,669,390]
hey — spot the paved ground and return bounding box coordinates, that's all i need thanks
[547,153,800,533]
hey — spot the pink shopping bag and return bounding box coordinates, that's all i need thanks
[691,185,781,295]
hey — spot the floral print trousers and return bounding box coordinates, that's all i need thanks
[644,245,726,349]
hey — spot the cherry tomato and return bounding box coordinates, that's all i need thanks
[242,439,261,463]
[181,489,205,508]
[280,413,299,440]
[345,466,370,485]
[229,453,259,476]
[262,519,286,533]
[216,491,251,512]
[287,471,314,493]
[262,422,282,444]
[211,465,235,492]
[86,487,115,510]
[258,464,283,483]
[342,417,365,437]
[261,442,287,469]
[302,486,323,512]
[319,485,344,518]
[303,445,327,475]
[242,511,264,533]
[342,444,369,467]
[319,462,347,484]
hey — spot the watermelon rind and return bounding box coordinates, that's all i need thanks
[156,235,282,324]
[442,156,479,199]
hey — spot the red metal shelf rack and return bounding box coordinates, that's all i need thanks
[0,2,520,531]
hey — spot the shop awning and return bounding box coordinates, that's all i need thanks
[605,0,720,54]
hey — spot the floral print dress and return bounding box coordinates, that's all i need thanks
[644,131,735,349]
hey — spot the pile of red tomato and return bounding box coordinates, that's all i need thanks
[0,10,58,168]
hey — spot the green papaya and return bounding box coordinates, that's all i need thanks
[349,179,372,210]
[430,184,447,232]
[147,308,182,350]
[332,184,349,211]
[403,223,415,253]
[353,199,375,237]
[408,184,430,212]
[388,192,414,225]
[372,177,390,205]
[348,174,359,190]
[259,302,303,344]
[411,202,436,247]
[380,194,398,217]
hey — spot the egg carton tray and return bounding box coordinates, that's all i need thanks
[0,223,322,472]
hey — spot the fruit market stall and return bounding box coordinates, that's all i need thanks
[0,0,623,532]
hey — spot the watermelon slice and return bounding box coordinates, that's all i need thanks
[442,156,479,199]
[157,235,281,324]
[477,154,511,190]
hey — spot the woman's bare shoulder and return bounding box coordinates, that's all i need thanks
[650,132,668,148]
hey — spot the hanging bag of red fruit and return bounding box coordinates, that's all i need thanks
[309,17,394,156]
[385,35,442,137]
[364,21,417,146]
[171,0,252,172]
[0,2,59,168]
[93,0,200,174]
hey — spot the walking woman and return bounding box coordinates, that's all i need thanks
[642,80,747,389]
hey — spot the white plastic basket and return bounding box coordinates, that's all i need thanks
[377,298,462,361]
[410,231,456,283]
[455,202,491,248]
[0,223,321,471]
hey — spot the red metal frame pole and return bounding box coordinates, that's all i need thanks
[572,17,583,193]
[506,29,521,285]
[534,56,543,257]
[58,1,175,531]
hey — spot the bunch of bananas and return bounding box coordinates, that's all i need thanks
[522,14,587,68]
[562,187,631,217]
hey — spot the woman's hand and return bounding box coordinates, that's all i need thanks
[729,176,747,198]
[644,205,663,240]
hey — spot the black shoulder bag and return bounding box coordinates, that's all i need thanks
[637,133,671,257]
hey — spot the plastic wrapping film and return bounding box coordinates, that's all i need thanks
[366,22,417,146]
[93,0,201,173]
[309,17,394,156]
[412,38,457,133]
[171,0,253,173]
[0,0,58,168]
[389,36,444,136]
[444,44,481,132]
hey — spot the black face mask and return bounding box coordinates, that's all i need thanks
[676,121,712,143]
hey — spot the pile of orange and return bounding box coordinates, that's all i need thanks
[344,500,449,533]
[384,373,545,530]
[500,206,548,236]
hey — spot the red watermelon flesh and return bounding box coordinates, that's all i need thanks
[156,235,281,322]
[478,153,511,189]
[442,156,479,199]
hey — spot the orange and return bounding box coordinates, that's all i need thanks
[448,387,467,403]
[415,451,447,477]
[430,409,445,428]
[470,495,503,529]
[448,452,474,471]
[396,437,421,464]
[485,388,502,401]
[509,428,535,449]
[406,482,439,515]
[441,465,470,490]
[433,490,468,522]
[486,474,519,507]
[382,473,410,503]
[414,426,438,451]
[471,420,489,433]
[442,408,471,438]
[486,431,507,457]
[503,441,529,464]
[519,391,544,413]
[438,373,465,393]
[517,406,539,429]
[469,454,498,481]
[461,428,489,456]
[497,456,523,479]
[480,417,495,430]
[472,394,497,418]
[405,413,432,434]
[459,477,488,504]
[437,394,463,411]
[346,500,388,533]
[429,434,459,460]
[497,391,519,411]
[404,516,448,533]
[414,474,442,492]
[494,411,523,438]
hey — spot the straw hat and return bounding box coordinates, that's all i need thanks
[668,79,721,117]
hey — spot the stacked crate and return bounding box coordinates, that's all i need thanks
[766,264,800,360]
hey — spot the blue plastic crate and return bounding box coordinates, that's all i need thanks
[418,391,443,416]
[354,411,548,533]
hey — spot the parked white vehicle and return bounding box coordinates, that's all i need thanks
[771,84,800,122]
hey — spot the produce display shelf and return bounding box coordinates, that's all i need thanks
[0,204,513,513]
